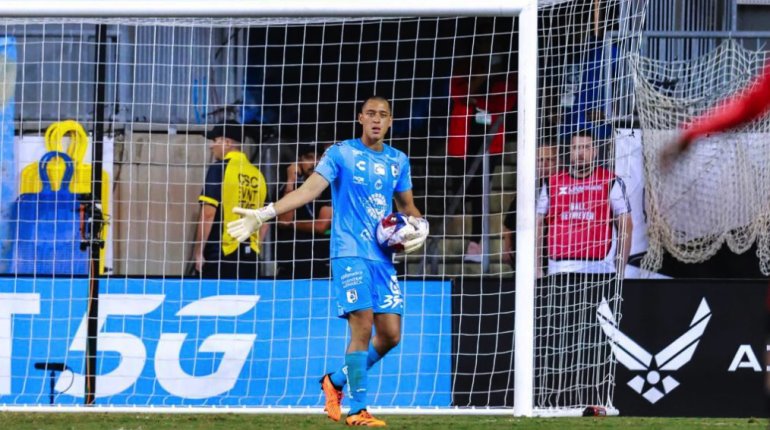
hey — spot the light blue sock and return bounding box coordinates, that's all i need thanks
[329,343,384,389]
[345,351,368,415]
[366,342,383,369]
[329,365,347,388]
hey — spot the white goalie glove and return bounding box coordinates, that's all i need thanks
[402,216,429,254]
[227,203,277,243]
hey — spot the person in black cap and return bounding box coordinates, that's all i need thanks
[275,143,333,279]
[193,121,267,279]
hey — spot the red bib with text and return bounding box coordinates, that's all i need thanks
[547,167,614,261]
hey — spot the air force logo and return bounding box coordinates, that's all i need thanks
[597,297,711,404]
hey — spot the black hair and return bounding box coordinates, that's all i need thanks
[359,95,391,114]
[571,126,595,142]
[297,143,318,158]
[205,120,246,144]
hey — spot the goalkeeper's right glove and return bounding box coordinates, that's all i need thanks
[227,203,276,243]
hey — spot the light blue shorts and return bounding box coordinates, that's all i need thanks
[331,257,404,318]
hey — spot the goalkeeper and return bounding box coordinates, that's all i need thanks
[659,59,770,417]
[228,95,428,427]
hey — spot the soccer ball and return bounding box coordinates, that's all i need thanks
[376,212,416,253]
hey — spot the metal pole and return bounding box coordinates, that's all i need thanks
[731,0,738,32]
[84,22,108,406]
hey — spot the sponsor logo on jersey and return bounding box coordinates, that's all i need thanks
[360,229,373,241]
[346,289,358,304]
[374,179,383,190]
[341,269,364,289]
[374,163,386,176]
[356,160,367,171]
[365,193,388,220]
[353,176,366,185]
[559,184,604,195]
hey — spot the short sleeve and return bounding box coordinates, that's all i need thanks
[610,177,631,216]
[315,144,341,184]
[536,183,549,216]
[199,163,224,207]
[394,156,412,192]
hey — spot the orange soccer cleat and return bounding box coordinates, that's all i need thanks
[345,409,386,427]
[320,373,344,421]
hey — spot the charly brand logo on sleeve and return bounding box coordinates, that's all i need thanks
[597,297,711,404]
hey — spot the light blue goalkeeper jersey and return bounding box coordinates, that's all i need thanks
[314,138,412,262]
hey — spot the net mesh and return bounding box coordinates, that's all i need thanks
[0,1,649,413]
[634,40,770,275]
[532,0,647,412]
[0,15,518,410]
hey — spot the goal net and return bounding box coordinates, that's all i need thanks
[634,40,770,275]
[531,0,647,414]
[0,0,648,415]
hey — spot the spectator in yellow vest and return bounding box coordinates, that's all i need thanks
[193,122,267,279]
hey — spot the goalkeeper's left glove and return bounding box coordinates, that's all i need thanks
[227,203,276,243]
[402,216,429,254]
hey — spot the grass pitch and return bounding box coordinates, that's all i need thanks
[0,413,766,430]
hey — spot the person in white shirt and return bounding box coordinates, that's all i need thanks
[536,129,632,278]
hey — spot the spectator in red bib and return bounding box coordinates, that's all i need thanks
[536,128,633,279]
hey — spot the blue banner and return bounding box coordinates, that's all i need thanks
[0,37,16,273]
[0,278,451,407]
